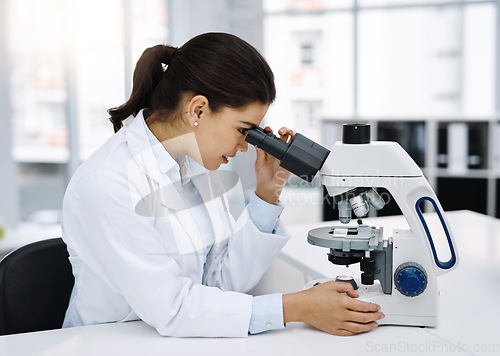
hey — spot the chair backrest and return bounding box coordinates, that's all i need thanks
[0,238,74,335]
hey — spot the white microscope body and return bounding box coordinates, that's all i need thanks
[245,123,458,328]
[307,125,459,327]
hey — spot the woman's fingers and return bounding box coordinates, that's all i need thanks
[262,126,295,144]
[325,280,359,298]
[341,321,380,335]
[278,127,295,143]
[347,309,385,324]
[345,296,382,313]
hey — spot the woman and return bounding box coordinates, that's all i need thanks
[61,32,384,337]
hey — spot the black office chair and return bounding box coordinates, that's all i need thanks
[0,238,74,335]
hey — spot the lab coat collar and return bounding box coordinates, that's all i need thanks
[125,111,214,257]
[125,109,209,185]
[145,123,177,175]
[124,109,178,184]
[176,156,210,185]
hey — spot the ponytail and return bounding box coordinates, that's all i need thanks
[108,33,276,133]
[108,45,177,133]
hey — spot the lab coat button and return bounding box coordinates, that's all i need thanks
[265,323,272,329]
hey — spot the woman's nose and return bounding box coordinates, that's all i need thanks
[238,140,248,153]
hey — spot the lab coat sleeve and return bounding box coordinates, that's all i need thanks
[62,172,252,337]
[247,192,285,234]
[202,192,291,293]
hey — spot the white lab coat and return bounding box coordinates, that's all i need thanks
[61,111,291,337]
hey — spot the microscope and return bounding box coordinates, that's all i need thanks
[246,124,458,327]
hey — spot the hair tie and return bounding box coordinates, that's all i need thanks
[161,46,179,66]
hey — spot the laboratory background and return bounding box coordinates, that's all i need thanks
[0,0,499,258]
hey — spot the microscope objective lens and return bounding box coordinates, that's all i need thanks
[349,195,369,218]
[338,199,351,224]
[364,189,385,210]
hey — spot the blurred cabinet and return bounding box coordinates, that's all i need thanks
[321,118,500,219]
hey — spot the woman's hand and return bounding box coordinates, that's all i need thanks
[282,281,385,336]
[254,126,295,205]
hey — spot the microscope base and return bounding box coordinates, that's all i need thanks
[304,277,438,328]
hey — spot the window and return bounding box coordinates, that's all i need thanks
[293,101,322,129]
[2,0,168,224]
[358,4,495,117]
[293,31,321,68]
[263,0,500,219]
[264,0,497,121]
[300,42,314,66]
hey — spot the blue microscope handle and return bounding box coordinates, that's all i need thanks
[415,197,457,270]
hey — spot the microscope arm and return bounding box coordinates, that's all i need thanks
[318,141,458,276]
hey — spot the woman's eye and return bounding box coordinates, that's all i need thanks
[239,128,249,135]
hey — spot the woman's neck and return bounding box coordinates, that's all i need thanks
[146,113,201,163]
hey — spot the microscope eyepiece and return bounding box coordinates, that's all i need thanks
[342,123,371,144]
[245,126,289,161]
[245,126,330,182]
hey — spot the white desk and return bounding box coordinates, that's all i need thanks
[1,210,499,356]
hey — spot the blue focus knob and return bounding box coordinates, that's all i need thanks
[394,262,427,297]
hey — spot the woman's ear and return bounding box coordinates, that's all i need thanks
[187,95,210,128]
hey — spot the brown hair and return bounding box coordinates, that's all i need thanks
[108,32,276,133]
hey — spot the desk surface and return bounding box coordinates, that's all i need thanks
[0,318,483,356]
[1,210,499,356]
